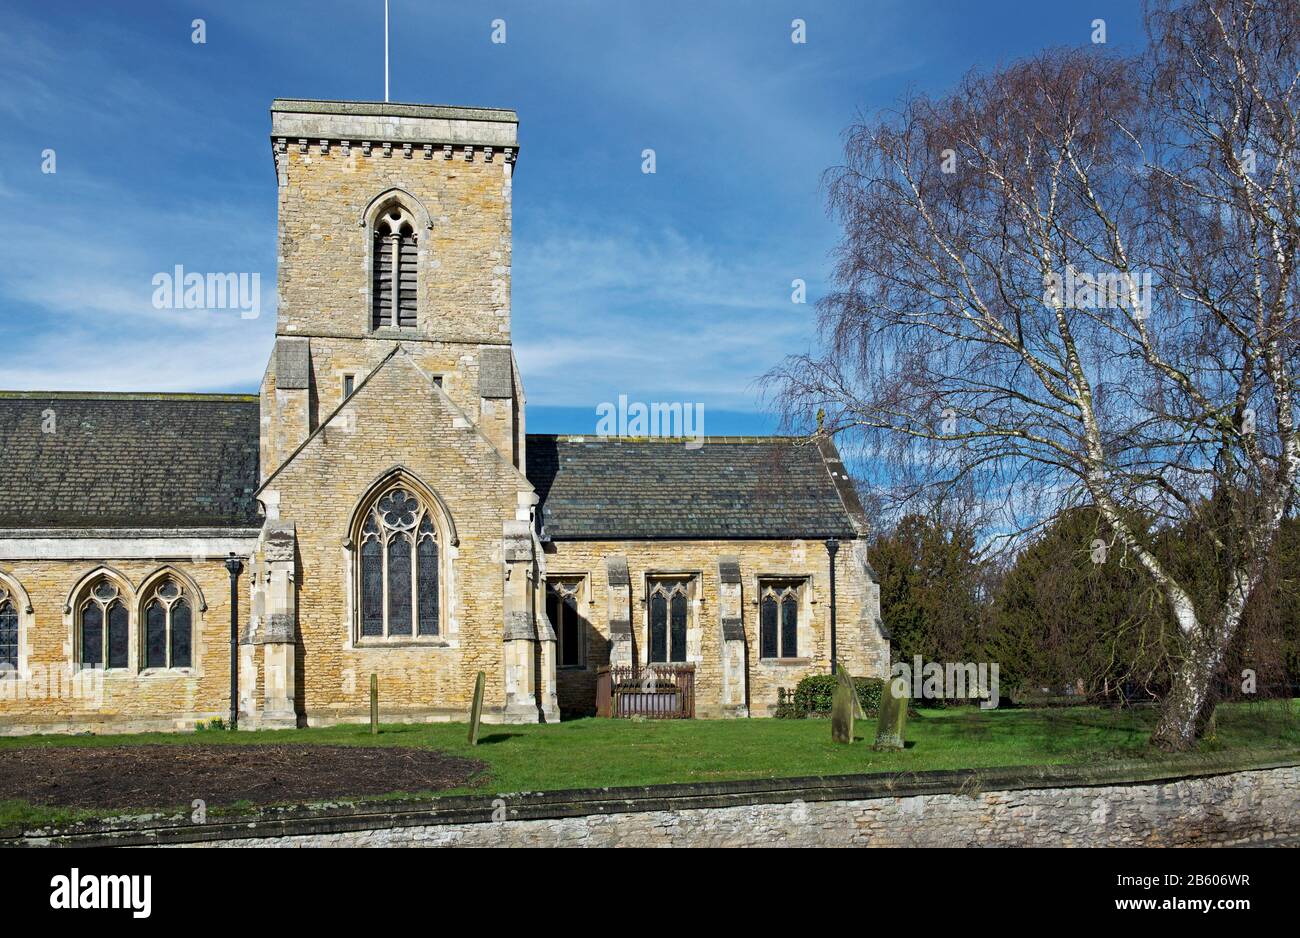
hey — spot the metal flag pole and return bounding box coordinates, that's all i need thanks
[384,0,390,102]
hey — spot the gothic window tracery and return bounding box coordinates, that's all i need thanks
[357,485,441,640]
[372,203,418,329]
[142,578,193,669]
[0,585,18,675]
[648,578,690,664]
[79,578,129,670]
[759,580,802,659]
[546,578,586,668]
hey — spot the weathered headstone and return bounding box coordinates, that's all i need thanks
[873,676,909,751]
[831,664,856,744]
[468,670,486,745]
[369,672,379,735]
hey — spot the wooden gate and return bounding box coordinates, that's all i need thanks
[596,664,695,719]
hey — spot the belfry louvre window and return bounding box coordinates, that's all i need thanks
[546,578,586,668]
[648,578,690,664]
[0,586,18,674]
[372,205,418,329]
[759,580,802,659]
[357,485,441,640]
[79,579,129,669]
[142,579,193,669]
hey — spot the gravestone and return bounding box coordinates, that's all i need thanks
[468,670,486,745]
[831,664,857,744]
[369,673,378,735]
[873,676,909,751]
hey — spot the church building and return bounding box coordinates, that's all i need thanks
[0,100,887,733]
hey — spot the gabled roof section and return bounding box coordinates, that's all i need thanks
[0,392,261,530]
[525,435,861,541]
[256,344,532,496]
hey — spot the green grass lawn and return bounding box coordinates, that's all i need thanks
[2,699,1297,829]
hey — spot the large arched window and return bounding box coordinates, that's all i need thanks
[371,203,418,330]
[141,578,193,669]
[0,584,19,675]
[78,578,129,669]
[356,484,442,640]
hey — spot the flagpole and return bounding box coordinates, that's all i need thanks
[384,0,390,102]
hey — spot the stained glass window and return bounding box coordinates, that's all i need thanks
[145,600,167,669]
[81,602,103,666]
[361,539,383,636]
[417,517,439,636]
[648,579,690,664]
[356,483,443,641]
[781,594,799,658]
[760,594,779,659]
[136,580,194,669]
[670,592,687,664]
[760,581,803,659]
[387,533,413,636]
[107,600,128,669]
[0,597,16,674]
[171,600,192,668]
[79,580,134,668]
[650,593,668,663]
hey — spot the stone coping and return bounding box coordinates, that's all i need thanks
[271,99,517,123]
[6,748,1297,847]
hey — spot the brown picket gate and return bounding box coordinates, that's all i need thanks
[596,664,695,719]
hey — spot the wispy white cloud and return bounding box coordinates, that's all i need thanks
[514,210,824,410]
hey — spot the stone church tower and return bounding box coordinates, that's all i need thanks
[247,100,556,726]
[0,97,887,735]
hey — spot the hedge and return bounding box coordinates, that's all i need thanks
[776,674,884,719]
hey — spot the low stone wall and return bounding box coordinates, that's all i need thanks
[10,751,1299,848]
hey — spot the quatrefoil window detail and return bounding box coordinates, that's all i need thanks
[377,488,420,530]
[357,484,441,640]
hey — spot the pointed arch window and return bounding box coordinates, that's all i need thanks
[142,578,193,669]
[546,578,587,669]
[648,578,690,664]
[372,204,418,330]
[357,485,442,641]
[759,580,803,660]
[0,585,19,675]
[79,579,129,670]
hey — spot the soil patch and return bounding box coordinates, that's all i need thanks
[0,744,486,810]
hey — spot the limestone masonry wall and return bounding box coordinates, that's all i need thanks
[545,538,887,718]
[175,764,1300,848]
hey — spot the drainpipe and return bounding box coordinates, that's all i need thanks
[224,553,243,729]
[825,538,839,675]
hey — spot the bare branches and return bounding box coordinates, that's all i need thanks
[766,0,1300,747]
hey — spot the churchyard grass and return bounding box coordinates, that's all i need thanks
[0,699,1296,828]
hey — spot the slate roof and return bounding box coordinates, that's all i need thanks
[0,393,862,540]
[525,435,861,541]
[0,392,261,530]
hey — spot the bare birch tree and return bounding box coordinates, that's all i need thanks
[768,0,1300,749]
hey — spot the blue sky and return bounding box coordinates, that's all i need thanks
[0,0,1143,435]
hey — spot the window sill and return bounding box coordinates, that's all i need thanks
[138,668,197,676]
[558,664,589,671]
[759,657,812,666]
[355,638,451,649]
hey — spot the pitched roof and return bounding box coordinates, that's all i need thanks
[525,435,862,541]
[0,392,261,530]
